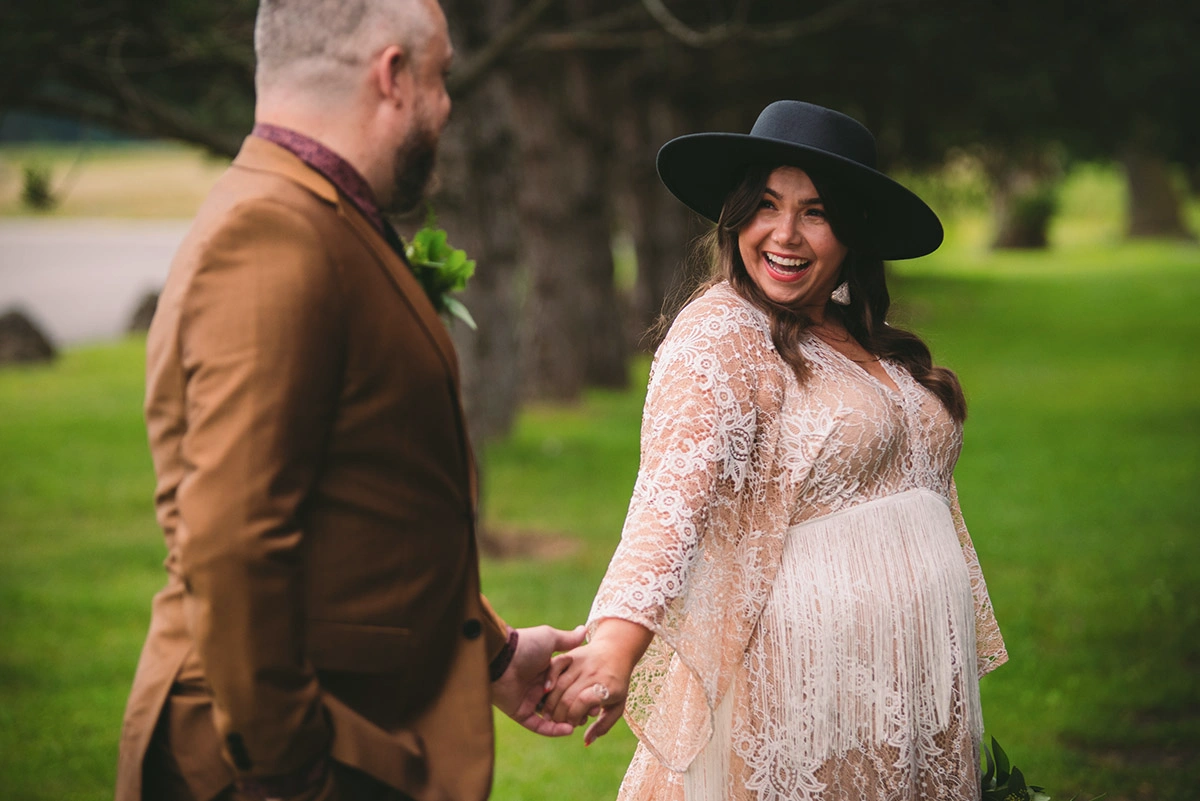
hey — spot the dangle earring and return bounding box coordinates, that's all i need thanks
[831,281,851,305]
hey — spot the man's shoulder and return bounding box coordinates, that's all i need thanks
[158,168,343,309]
[167,162,348,279]
[198,161,336,231]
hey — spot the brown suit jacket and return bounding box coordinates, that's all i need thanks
[116,136,509,801]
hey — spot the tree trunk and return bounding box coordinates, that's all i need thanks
[425,0,525,445]
[1121,149,1196,240]
[513,52,627,400]
[611,85,705,351]
[987,156,1058,250]
[414,0,529,554]
[428,84,524,445]
[1187,164,1200,198]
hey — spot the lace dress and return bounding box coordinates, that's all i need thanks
[588,283,1007,800]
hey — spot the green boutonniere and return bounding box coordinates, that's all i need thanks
[404,208,477,330]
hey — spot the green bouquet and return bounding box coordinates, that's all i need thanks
[982,738,1050,801]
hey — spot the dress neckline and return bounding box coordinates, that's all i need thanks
[807,332,903,397]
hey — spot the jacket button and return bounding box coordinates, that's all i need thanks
[462,618,482,640]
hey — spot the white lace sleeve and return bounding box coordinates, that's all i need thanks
[949,480,1009,677]
[588,286,791,771]
[590,305,758,629]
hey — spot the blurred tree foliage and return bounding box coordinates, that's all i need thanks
[9,1,1195,172]
[1,0,256,155]
[3,0,1197,432]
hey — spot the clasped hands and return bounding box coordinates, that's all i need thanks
[499,618,652,745]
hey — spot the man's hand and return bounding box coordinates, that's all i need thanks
[492,624,586,736]
[540,618,654,745]
[540,640,630,746]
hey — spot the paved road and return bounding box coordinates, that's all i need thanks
[0,218,189,346]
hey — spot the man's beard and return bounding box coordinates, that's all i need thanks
[387,120,439,216]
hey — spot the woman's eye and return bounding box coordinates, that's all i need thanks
[805,207,827,219]
[758,199,776,210]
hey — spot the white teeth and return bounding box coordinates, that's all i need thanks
[765,253,809,269]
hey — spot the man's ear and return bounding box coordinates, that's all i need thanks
[372,44,413,108]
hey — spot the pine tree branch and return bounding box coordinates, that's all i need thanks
[526,29,667,51]
[638,0,879,48]
[18,93,242,157]
[639,0,732,47]
[447,0,562,98]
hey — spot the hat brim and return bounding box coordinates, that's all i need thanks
[657,133,943,260]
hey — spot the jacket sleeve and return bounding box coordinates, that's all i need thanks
[175,198,344,778]
[479,594,510,661]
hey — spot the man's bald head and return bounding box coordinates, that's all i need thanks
[254,0,440,101]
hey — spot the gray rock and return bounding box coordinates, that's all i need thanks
[127,291,160,333]
[0,308,57,365]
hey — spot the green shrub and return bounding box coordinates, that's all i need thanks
[20,163,57,210]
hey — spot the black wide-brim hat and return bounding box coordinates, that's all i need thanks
[656,100,943,260]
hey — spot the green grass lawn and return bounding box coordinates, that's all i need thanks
[1,174,1198,798]
[482,236,1200,799]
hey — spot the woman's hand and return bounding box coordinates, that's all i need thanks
[541,618,654,745]
[492,624,586,737]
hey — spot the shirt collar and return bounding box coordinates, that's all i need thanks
[251,122,387,237]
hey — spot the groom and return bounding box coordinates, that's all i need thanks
[115,1,583,799]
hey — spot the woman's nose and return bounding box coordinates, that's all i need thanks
[771,213,804,246]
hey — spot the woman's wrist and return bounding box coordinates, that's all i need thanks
[589,618,654,678]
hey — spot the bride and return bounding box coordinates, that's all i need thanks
[541,100,1008,800]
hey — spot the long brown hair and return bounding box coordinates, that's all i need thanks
[672,164,967,422]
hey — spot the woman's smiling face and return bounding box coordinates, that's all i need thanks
[737,166,848,312]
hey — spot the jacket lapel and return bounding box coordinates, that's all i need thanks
[337,208,479,511]
[337,207,461,381]
[232,137,460,381]
[231,136,477,510]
